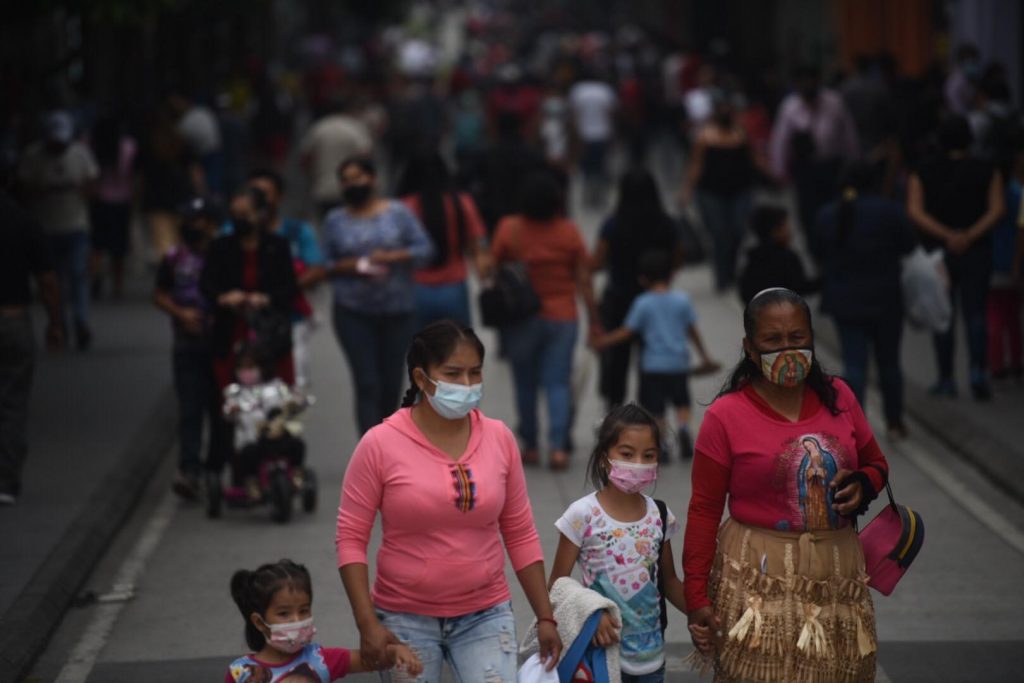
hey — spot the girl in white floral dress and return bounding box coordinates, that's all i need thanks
[549,404,710,682]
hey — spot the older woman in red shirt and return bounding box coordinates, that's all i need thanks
[684,288,889,683]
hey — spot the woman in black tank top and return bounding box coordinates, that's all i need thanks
[683,94,756,292]
[907,116,1005,400]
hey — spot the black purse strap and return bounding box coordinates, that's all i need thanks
[883,479,896,508]
[854,471,896,533]
[862,462,895,507]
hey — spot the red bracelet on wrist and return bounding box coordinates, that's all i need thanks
[537,616,558,627]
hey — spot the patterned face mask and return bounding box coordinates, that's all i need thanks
[757,347,813,388]
[264,616,316,654]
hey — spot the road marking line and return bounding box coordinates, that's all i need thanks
[54,484,178,683]
[855,391,1024,556]
[894,433,1024,556]
[793,306,1024,557]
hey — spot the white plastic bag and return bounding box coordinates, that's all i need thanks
[517,653,560,683]
[901,246,952,333]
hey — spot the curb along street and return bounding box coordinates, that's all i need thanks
[0,388,176,683]
[815,322,1024,506]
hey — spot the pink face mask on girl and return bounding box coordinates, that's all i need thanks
[607,460,658,494]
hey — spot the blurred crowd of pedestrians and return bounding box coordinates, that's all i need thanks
[1,8,1023,506]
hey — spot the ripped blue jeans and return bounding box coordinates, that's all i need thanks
[376,600,517,682]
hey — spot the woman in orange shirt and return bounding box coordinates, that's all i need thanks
[492,171,600,470]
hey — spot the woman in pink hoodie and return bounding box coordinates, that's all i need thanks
[336,320,562,678]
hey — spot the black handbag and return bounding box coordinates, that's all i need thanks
[478,220,540,327]
[479,262,541,327]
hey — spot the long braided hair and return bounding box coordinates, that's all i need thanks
[396,150,467,269]
[717,287,840,415]
[229,559,312,651]
[400,320,486,408]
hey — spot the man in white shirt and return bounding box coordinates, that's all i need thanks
[768,66,858,251]
[17,111,99,349]
[299,102,373,220]
[170,94,224,196]
[569,74,617,207]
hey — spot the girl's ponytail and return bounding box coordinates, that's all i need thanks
[230,569,266,651]
[229,569,252,612]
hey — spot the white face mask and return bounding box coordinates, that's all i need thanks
[424,376,483,420]
[263,616,316,654]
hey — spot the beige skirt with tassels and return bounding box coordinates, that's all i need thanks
[701,518,877,683]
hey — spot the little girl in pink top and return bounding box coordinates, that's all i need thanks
[336,320,562,679]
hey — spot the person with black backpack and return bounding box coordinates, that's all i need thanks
[491,171,600,470]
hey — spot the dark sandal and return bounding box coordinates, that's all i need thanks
[521,448,540,466]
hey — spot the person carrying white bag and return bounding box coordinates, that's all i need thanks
[907,115,1005,400]
[901,246,952,334]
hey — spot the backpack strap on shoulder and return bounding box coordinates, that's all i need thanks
[654,498,669,635]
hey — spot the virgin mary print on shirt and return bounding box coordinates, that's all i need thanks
[772,433,846,531]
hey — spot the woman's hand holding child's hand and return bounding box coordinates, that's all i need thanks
[688,606,724,655]
[591,610,621,648]
[358,621,399,671]
[387,643,423,676]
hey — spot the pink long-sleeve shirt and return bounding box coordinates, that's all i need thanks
[336,407,544,617]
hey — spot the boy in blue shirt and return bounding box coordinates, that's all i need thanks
[592,250,719,459]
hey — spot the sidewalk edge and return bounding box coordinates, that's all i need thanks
[816,322,1024,505]
[0,387,176,683]
[903,380,1024,505]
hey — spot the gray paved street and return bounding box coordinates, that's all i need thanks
[15,176,1024,682]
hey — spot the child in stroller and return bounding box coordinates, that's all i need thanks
[209,343,316,521]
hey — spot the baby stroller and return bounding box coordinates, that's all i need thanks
[207,367,317,523]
